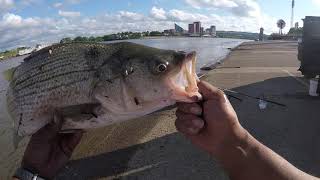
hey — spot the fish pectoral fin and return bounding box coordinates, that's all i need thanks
[3,67,16,82]
[60,103,101,117]
[12,131,24,149]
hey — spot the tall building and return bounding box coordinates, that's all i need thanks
[259,27,264,41]
[210,25,216,36]
[188,23,195,34]
[194,21,201,34]
[175,23,184,33]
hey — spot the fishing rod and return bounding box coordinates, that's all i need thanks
[198,74,286,107]
[221,88,287,107]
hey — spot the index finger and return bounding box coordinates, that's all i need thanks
[198,81,226,102]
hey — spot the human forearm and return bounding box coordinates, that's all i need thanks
[216,131,318,180]
[176,81,319,180]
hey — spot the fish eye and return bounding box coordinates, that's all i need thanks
[155,63,167,73]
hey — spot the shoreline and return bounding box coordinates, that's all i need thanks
[199,41,246,73]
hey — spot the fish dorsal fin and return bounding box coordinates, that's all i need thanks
[2,67,16,81]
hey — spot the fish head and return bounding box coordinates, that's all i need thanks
[146,50,202,103]
[92,43,203,121]
[117,44,202,106]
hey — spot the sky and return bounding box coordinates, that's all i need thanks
[0,0,319,51]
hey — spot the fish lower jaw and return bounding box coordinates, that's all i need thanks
[167,59,202,103]
[171,90,202,102]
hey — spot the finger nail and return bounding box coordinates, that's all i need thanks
[223,94,228,103]
[190,107,202,115]
[192,119,204,129]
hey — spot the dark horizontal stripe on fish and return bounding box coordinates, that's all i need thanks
[15,69,95,92]
[13,62,74,87]
[14,77,92,103]
[13,59,89,89]
[18,54,70,73]
[15,52,81,80]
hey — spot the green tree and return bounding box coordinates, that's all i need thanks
[288,27,303,35]
[60,37,73,44]
[73,36,88,42]
[149,31,163,36]
[102,34,116,41]
[88,36,98,42]
[277,19,286,35]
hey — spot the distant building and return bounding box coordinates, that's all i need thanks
[203,25,216,37]
[164,29,176,35]
[188,23,195,34]
[188,21,202,36]
[259,27,264,41]
[210,26,216,37]
[175,23,184,33]
[194,21,201,34]
[163,29,169,34]
[295,22,299,29]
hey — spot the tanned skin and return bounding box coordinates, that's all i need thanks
[175,81,319,180]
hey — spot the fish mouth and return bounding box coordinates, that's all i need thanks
[167,51,202,103]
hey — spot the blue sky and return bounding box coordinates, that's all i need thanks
[0,0,319,50]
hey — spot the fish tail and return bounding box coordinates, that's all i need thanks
[2,67,16,82]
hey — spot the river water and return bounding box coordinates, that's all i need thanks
[0,37,248,177]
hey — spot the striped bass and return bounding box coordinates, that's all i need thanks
[5,42,201,137]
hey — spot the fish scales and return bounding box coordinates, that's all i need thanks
[13,60,74,86]
[15,68,95,92]
[15,71,94,102]
[14,43,111,81]
[14,53,92,89]
[8,42,123,135]
[14,60,90,86]
[12,43,118,93]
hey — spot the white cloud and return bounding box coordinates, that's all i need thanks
[53,2,63,8]
[312,0,320,6]
[0,0,14,13]
[150,6,167,20]
[168,9,210,22]
[1,13,39,27]
[185,0,261,17]
[58,10,81,17]
[118,11,144,21]
[185,0,237,9]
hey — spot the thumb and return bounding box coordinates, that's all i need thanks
[198,81,226,102]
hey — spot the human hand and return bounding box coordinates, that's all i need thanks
[21,113,83,179]
[175,81,248,157]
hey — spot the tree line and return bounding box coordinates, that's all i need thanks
[60,31,164,43]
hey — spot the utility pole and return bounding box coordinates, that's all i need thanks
[291,0,295,28]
